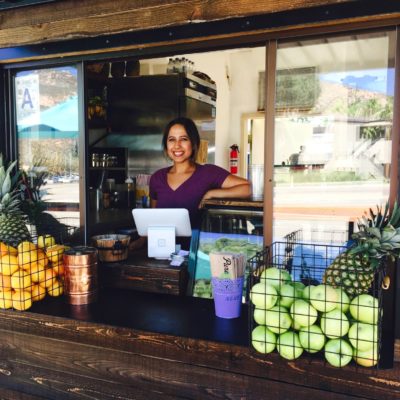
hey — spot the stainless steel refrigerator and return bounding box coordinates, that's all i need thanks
[103,72,216,176]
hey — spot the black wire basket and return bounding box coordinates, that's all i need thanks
[0,216,81,311]
[247,239,392,369]
[27,215,81,246]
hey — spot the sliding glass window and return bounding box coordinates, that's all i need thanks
[14,66,80,236]
[273,31,395,242]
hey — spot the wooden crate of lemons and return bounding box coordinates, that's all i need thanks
[0,235,69,311]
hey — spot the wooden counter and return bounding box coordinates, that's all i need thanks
[0,289,399,400]
[202,198,264,209]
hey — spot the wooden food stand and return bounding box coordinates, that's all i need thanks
[0,289,398,399]
[0,1,399,399]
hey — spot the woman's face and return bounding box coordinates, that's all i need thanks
[166,124,193,163]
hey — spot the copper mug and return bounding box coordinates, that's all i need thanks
[63,246,98,305]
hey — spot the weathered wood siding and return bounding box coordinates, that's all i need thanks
[0,0,363,48]
[0,309,399,400]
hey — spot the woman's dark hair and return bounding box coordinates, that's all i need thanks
[162,117,200,162]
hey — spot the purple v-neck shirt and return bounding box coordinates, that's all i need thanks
[149,163,230,228]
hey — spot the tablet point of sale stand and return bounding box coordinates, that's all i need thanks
[132,208,192,259]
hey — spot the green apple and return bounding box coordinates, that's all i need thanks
[250,282,278,310]
[324,339,353,367]
[277,331,303,360]
[348,322,377,352]
[278,284,296,308]
[260,267,291,290]
[349,294,379,324]
[353,346,378,367]
[320,309,349,338]
[291,319,302,331]
[299,324,326,353]
[310,284,338,312]
[290,299,318,327]
[264,305,292,334]
[254,307,271,325]
[302,285,315,301]
[334,288,350,313]
[292,281,305,298]
[251,325,276,354]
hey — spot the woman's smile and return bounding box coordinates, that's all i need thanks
[166,124,193,163]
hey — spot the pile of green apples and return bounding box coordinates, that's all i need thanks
[250,267,380,368]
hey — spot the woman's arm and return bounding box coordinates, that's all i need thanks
[201,174,252,202]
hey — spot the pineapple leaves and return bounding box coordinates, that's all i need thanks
[381,226,397,241]
[1,159,18,200]
[0,155,23,217]
[1,170,11,198]
[0,166,5,190]
[366,227,381,239]
[353,200,400,262]
[389,201,400,227]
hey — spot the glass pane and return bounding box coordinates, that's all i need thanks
[15,66,80,234]
[274,31,395,243]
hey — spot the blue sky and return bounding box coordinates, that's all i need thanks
[320,68,395,96]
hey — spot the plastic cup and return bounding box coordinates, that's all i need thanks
[249,164,264,200]
[211,277,244,319]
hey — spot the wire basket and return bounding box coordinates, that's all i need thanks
[0,216,81,312]
[247,240,391,369]
[310,221,355,246]
[27,214,81,246]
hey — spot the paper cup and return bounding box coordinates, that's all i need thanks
[211,277,244,319]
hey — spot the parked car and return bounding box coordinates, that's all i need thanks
[59,175,72,183]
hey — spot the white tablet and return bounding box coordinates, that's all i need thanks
[132,208,192,237]
[132,208,192,259]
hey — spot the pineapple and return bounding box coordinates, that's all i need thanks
[0,154,31,247]
[323,201,400,296]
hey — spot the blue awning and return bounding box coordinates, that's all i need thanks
[17,96,78,138]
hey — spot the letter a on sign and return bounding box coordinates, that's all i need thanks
[21,88,34,109]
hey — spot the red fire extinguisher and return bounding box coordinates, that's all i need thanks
[229,144,239,175]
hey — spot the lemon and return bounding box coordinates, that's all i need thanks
[47,279,64,297]
[46,245,66,263]
[29,263,46,283]
[18,248,38,269]
[37,249,49,268]
[0,254,19,276]
[11,270,32,290]
[0,243,17,257]
[0,243,8,257]
[20,261,40,275]
[12,290,32,311]
[52,261,65,276]
[31,284,46,302]
[17,241,37,253]
[0,273,12,291]
[0,290,12,309]
[39,268,56,289]
[37,234,56,249]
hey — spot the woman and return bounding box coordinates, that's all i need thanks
[149,117,251,229]
[129,117,251,252]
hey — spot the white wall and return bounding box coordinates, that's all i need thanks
[183,52,231,168]
[146,47,265,170]
[227,48,265,169]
